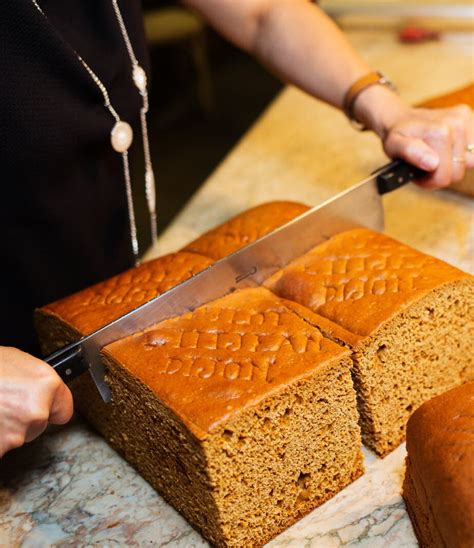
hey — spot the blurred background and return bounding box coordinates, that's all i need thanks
[132,1,473,250]
[132,0,281,249]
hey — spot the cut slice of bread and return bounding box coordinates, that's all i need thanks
[266,228,474,456]
[36,286,363,548]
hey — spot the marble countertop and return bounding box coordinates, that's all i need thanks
[2,28,473,547]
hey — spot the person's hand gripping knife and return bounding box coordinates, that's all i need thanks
[0,347,73,457]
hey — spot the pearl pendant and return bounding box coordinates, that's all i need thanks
[133,64,147,92]
[111,120,133,153]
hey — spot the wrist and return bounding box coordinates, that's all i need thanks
[352,84,410,138]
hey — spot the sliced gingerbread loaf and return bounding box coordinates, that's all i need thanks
[403,381,474,548]
[182,201,310,260]
[36,285,363,548]
[265,228,474,456]
[418,83,474,197]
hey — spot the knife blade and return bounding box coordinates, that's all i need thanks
[45,159,424,401]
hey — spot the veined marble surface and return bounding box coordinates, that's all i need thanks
[1,419,414,547]
[1,28,473,547]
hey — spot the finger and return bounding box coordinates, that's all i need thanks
[421,123,453,188]
[49,381,73,425]
[0,430,26,456]
[22,389,50,443]
[25,418,48,443]
[445,115,467,182]
[383,130,439,172]
[464,109,474,169]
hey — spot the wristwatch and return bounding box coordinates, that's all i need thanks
[343,71,397,130]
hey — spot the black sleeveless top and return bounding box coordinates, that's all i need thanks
[0,1,150,352]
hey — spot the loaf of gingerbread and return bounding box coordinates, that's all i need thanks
[403,381,474,548]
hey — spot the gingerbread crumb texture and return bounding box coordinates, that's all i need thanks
[266,228,473,455]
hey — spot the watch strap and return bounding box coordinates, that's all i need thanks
[343,71,397,130]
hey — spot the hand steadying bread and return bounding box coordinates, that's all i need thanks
[2,0,472,462]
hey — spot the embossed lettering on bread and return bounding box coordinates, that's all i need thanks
[35,251,215,345]
[265,228,474,456]
[182,201,310,260]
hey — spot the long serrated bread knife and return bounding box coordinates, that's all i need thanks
[45,159,424,401]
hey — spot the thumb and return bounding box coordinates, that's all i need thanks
[384,131,439,172]
[49,380,74,425]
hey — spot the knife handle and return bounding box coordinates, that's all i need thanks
[45,344,89,384]
[376,160,427,195]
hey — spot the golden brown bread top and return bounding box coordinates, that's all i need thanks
[181,201,310,261]
[406,382,474,548]
[418,82,474,109]
[265,228,470,341]
[105,288,350,439]
[41,252,213,335]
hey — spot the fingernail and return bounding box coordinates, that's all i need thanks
[421,154,439,170]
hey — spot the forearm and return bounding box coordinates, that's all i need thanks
[184,0,474,187]
[250,1,372,110]
[183,0,370,109]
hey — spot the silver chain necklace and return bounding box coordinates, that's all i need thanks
[31,0,157,266]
